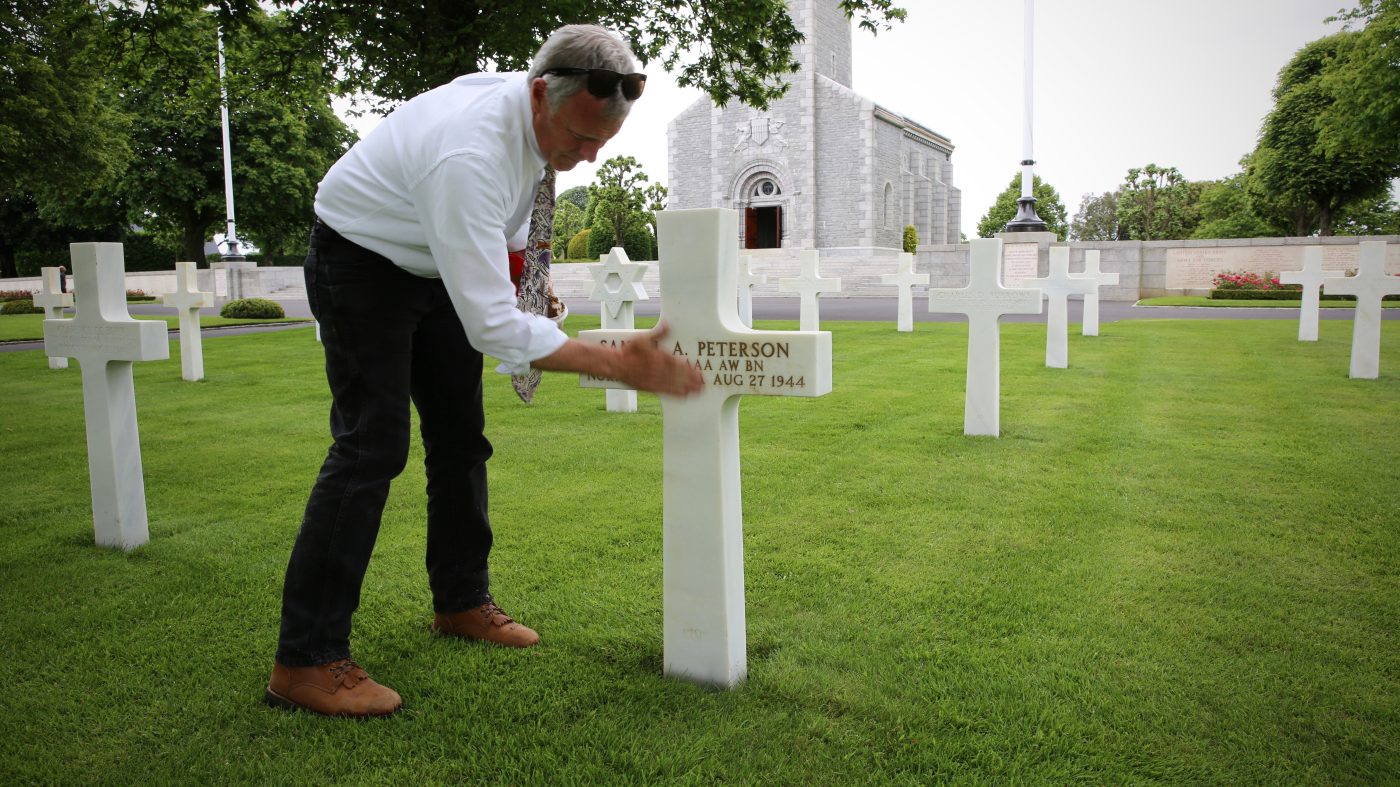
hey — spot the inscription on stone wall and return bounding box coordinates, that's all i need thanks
[1167,245,1399,289]
[1002,244,1039,289]
[1165,248,1229,289]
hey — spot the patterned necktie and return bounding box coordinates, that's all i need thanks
[512,165,556,403]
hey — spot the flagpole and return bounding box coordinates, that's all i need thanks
[217,26,244,259]
[1005,0,1048,232]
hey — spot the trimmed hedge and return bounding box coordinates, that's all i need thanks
[1208,289,1399,302]
[1210,289,1307,301]
[219,298,285,319]
[566,229,591,260]
[1,298,43,315]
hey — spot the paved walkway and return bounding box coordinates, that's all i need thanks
[3,297,1394,354]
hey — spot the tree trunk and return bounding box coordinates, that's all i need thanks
[182,219,206,263]
[1318,205,1333,237]
[0,242,17,279]
[1292,210,1311,237]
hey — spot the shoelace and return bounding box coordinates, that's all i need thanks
[327,659,365,685]
[480,601,515,626]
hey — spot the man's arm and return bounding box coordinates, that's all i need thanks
[530,323,704,397]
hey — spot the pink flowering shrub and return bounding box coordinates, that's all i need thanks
[1211,270,1298,292]
[1209,269,1311,300]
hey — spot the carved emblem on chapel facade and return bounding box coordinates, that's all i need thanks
[733,116,787,152]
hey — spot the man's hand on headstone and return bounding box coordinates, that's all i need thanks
[617,322,704,397]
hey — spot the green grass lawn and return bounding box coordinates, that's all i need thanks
[1139,295,1400,308]
[1,317,1397,783]
[0,312,312,342]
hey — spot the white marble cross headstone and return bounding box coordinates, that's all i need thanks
[587,246,650,412]
[880,252,929,332]
[737,255,767,328]
[1033,247,1098,368]
[1078,250,1119,337]
[1280,247,1326,342]
[1323,241,1400,379]
[927,238,1042,437]
[778,249,842,331]
[157,261,214,381]
[43,243,170,550]
[33,267,74,370]
[580,208,832,688]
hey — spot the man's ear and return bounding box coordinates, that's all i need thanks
[529,78,550,110]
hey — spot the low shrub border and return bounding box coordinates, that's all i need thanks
[219,298,285,319]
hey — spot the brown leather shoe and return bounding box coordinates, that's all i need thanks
[431,599,540,648]
[265,658,402,717]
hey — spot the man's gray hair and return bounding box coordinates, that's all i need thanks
[529,24,640,118]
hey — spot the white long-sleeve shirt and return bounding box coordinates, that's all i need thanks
[313,72,567,375]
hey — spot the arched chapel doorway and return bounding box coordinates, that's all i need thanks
[735,170,786,249]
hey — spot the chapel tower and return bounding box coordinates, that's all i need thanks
[667,0,960,250]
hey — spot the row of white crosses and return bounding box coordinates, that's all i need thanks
[1281,242,1400,379]
[36,258,214,382]
[580,208,832,688]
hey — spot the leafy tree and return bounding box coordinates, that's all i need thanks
[1116,164,1203,241]
[1069,191,1125,241]
[1332,191,1400,236]
[642,182,668,226]
[586,212,617,259]
[0,0,131,276]
[246,0,906,111]
[976,173,1068,240]
[558,185,589,212]
[623,213,655,259]
[902,224,917,253]
[551,200,586,259]
[1191,172,1281,239]
[1318,1,1400,169]
[586,156,658,255]
[106,3,353,262]
[1249,34,1396,236]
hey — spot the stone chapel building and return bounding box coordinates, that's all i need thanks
[666,0,961,251]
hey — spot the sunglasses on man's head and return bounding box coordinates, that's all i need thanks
[543,67,647,101]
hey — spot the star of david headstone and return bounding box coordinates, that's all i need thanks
[586,247,650,412]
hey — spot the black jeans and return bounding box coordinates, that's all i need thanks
[276,219,495,667]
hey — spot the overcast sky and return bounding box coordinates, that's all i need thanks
[556,0,1351,238]
[346,1,1350,239]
